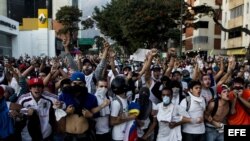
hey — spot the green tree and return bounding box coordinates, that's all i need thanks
[93,36,105,54]
[56,6,82,46]
[91,0,182,53]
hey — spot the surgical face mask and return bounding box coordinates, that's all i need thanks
[96,87,108,98]
[163,96,170,106]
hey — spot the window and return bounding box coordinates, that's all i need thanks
[192,36,208,44]
[230,5,244,19]
[228,27,242,39]
[195,21,209,28]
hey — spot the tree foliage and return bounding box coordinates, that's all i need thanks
[92,0,182,53]
[182,2,250,35]
[82,18,95,30]
[56,6,82,35]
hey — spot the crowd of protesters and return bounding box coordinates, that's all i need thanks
[0,38,249,141]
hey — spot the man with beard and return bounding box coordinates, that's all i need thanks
[59,72,109,141]
[200,74,216,105]
[80,42,110,94]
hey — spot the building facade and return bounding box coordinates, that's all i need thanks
[0,15,19,57]
[7,0,52,24]
[183,0,223,56]
[221,0,250,56]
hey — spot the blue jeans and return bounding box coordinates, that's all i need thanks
[205,126,224,141]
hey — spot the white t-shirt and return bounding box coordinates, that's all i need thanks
[111,95,128,140]
[95,116,110,134]
[201,86,216,105]
[108,68,119,85]
[155,103,190,141]
[180,94,206,134]
[85,73,94,94]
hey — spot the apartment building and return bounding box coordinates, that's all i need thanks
[221,0,250,56]
[183,0,223,57]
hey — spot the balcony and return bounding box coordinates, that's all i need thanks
[229,0,244,9]
[228,16,243,29]
[227,37,242,48]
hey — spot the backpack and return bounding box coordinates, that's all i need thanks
[209,87,216,99]
[185,95,206,112]
[210,98,219,117]
[112,95,129,116]
[209,98,231,117]
[186,96,191,111]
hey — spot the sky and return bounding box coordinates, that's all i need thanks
[79,0,111,38]
[81,0,111,17]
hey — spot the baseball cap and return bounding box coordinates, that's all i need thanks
[128,102,140,116]
[19,64,27,71]
[82,59,92,66]
[28,77,44,87]
[182,69,190,78]
[70,71,85,82]
[217,84,229,95]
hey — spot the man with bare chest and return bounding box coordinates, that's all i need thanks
[59,72,97,141]
[204,84,231,141]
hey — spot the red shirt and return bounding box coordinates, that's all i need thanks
[227,90,250,125]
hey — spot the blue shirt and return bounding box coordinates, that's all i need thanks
[59,92,98,111]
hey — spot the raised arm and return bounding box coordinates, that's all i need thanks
[214,56,224,81]
[217,56,235,86]
[62,34,78,71]
[109,49,119,77]
[192,56,201,81]
[144,48,158,84]
[94,41,109,80]
[164,56,175,77]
